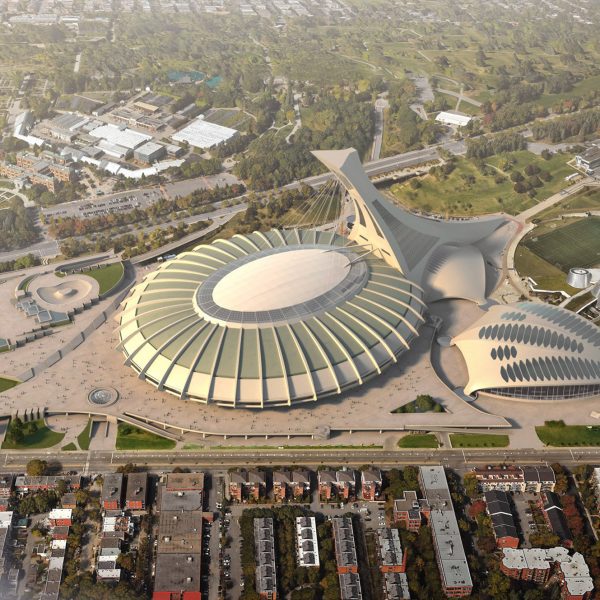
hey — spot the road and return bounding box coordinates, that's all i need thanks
[370,94,388,161]
[436,86,483,108]
[2,447,599,473]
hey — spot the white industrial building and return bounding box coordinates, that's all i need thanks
[172,116,239,149]
[89,123,152,150]
[435,111,472,127]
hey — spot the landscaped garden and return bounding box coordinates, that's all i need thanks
[2,418,65,449]
[86,262,125,295]
[397,433,439,448]
[536,420,600,447]
[116,423,176,450]
[449,433,509,448]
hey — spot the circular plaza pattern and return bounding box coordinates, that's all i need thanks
[118,229,426,408]
[88,387,119,406]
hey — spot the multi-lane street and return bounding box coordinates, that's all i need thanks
[2,447,599,474]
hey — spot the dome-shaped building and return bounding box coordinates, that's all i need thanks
[118,229,426,408]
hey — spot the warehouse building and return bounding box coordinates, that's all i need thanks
[134,141,167,164]
[172,116,239,149]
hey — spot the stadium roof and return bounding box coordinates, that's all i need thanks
[452,302,600,400]
[172,116,238,149]
[118,229,425,408]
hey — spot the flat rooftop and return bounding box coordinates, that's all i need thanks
[154,553,201,593]
[157,512,203,554]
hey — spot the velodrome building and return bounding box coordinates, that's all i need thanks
[118,149,600,408]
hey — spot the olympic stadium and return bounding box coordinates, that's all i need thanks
[118,149,600,408]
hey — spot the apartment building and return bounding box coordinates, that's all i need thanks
[419,466,473,598]
[393,490,430,532]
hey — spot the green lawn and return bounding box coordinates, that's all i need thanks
[536,424,600,447]
[397,434,439,448]
[386,151,573,216]
[86,262,124,295]
[450,433,509,448]
[116,423,176,450]
[524,217,600,272]
[0,377,18,393]
[2,419,65,449]
[62,442,77,451]
[533,186,600,221]
[514,245,579,293]
[77,419,92,451]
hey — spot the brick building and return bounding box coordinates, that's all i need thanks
[473,465,555,493]
[361,469,383,501]
[393,490,430,532]
[484,490,519,549]
[125,473,148,511]
[101,473,124,511]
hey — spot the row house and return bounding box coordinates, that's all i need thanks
[0,475,13,511]
[332,516,359,574]
[361,469,383,501]
[296,517,319,568]
[125,473,148,511]
[101,473,124,510]
[318,470,356,500]
[15,475,81,493]
[539,492,572,547]
[229,470,266,502]
[484,490,519,549]
[272,470,311,502]
[48,509,72,527]
[473,465,555,493]
[254,518,277,600]
[393,491,430,532]
[378,528,406,573]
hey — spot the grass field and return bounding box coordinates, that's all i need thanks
[397,433,439,448]
[524,217,600,272]
[387,151,573,216]
[87,262,124,295]
[0,377,18,393]
[62,442,77,451]
[77,419,92,451]
[514,245,579,293]
[2,418,65,449]
[450,433,509,448]
[534,186,600,221]
[536,423,600,447]
[116,423,176,450]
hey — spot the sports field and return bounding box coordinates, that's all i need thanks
[524,217,600,272]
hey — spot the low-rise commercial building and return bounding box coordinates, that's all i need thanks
[254,517,277,600]
[575,145,600,173]
[159,472,204,512]
[393,491,430,532]
[296,517,319,568]
[419,466,472,598]
[484,490,519,549]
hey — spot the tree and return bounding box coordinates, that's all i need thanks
[463,473,479,498]
[26,459,47,476]
[116,463,137,474]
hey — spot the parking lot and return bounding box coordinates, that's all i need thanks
[41,188,163,221]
